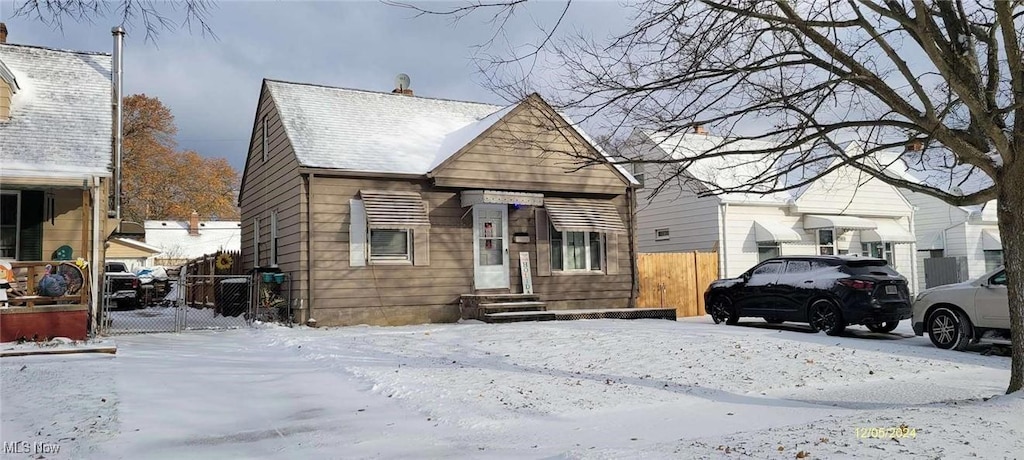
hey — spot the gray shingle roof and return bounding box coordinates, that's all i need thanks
[0,43,113,180]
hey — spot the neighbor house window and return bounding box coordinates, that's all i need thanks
[655,228,670,241]
[984,250,1003,272]
[862,242,895,265]
[270,211,279,266]
[370,229,411,262]
[632,163,645,188]
[550,224,604,271]
[817,229,835,255]
[757,243,780,262]
[0,192,18,258]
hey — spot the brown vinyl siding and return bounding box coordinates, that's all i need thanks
[238,84,306,296]
[431,102,627,195]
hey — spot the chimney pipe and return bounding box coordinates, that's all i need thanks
[1,23,8,44]
[189,211,200,236]
[112,26,125,227]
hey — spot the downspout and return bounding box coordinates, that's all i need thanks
[909,207,918,295]
[91,177,101,333]
[719,202,729,278]
[111,26,125,227]
[305,173,315,325]
[627,186,638,308]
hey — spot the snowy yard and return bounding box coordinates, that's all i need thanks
[1,318,1021,459]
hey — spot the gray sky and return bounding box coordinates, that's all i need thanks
[1,0,632,172]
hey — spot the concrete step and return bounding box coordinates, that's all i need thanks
[479,301,547,314]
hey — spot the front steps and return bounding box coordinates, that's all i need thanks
[459,293,676,323]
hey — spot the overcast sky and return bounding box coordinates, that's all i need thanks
[1,0,632,172]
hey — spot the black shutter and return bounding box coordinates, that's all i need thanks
[18,190,44,260]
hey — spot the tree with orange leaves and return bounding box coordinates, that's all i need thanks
[121,94,240,222]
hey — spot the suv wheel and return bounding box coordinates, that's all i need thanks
[808,299,845,336]
[866,322,899,333]
[708,296,738,325]
[927,307,971,351]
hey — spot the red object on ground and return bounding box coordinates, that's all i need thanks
[0,306,88,342]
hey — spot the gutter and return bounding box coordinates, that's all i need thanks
[304,173,315,325]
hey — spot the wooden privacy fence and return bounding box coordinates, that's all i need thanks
[637,252,719,318]
[182,250,245,308]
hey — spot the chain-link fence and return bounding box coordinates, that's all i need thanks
[99,273,250,335]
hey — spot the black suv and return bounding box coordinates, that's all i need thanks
[705,256,911,335]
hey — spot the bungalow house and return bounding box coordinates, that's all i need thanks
[144,212,241,267]
[238,79,640,327]
[0,35,115,340]
[630,130,920,291]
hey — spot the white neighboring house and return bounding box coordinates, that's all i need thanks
[105,237,162,271]
[145,212,241,266]
[899,192,1000,292]
[630,130,919,291]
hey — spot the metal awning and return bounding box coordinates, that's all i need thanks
[860,219,915,243]
[982,229,1002,250]
[544,197,628,234]
[359,190,431,229]
[803,214,878,230]
[460,190,545,207]
[918,231,945,250]
[753,221,803,243]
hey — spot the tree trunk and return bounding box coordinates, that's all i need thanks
[997,169,1024,394]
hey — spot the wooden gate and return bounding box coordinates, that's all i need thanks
[637,252,719,318]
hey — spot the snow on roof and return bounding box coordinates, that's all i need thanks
[642,130,802,204]
[0,44,112,178]
[267,80,502,174]
[265,80,637,185]
[144,220,241,260]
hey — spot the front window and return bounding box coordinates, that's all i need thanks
[861,242,895,266]
[817,229,835,255]
[370,229,411,261]
[551,224,604,271]
[757,243,780,262]
[984,250,1003,273]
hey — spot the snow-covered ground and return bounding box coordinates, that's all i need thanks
[103,306,247,334]
[2,318,1021,459]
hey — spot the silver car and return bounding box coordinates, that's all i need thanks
[912,267,1012,350]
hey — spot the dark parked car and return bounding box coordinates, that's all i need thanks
[704,256,911,336]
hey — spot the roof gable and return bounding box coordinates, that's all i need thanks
[429,94,635,190]
[0,44,112,180]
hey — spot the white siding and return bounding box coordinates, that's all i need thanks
[636,186,720,254]
[794,165,913,217]
[963,223,1000,278]
[722,205,811,278]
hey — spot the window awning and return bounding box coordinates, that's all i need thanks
[753,221,803,243]
[460,190,545,207]
[918,231,945,250]
[803,214,878,230]
[982,229,1002,250]
[860,219,915,243]
[359,190,431,229]
[545,197,628,234]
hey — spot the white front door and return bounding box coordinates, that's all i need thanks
[473,204,509,289]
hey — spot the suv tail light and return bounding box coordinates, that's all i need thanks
[839,279,874,291]
[132,278,139,289]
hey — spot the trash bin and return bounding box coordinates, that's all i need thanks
[215,277,250,317]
